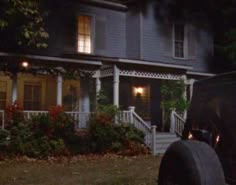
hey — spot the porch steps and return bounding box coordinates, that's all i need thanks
[154,133,180,155]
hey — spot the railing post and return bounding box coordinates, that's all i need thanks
[152,125,157,155]
[170,108,176,134]
[128,106,135,124]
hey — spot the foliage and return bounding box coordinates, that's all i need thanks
[88,104,145,153]
[5,101,24,127]
[160,80,189,130]
[0,0,49,48]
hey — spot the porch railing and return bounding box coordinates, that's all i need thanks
[170,109,186,136]
[0,110,91,129]
[118,107,156,150]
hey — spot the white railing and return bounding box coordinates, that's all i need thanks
[119,107,156,150]
[65,112,91,129]
[170,109,186,136]
[0,110,91,129]
[24,111,48,120]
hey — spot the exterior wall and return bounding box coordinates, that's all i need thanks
[126,11,141,59]
[0,74,12,107]
[140,2,213,73]
[46,2,126,58]
[0,73,80,111]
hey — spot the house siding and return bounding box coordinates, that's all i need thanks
[0,1,214,73]
[126,11,141,59]
[141,2,213,72]
[61,3,127,58]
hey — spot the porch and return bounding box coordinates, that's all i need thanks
[0,107,185,155]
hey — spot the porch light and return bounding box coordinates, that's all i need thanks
[134,87,144,95]
[21,61,29,68]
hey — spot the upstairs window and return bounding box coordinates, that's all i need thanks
[77,15,92,54]
[24,83,41,110]
[174,24,185,58]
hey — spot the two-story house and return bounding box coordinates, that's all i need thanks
[0,0,214,130]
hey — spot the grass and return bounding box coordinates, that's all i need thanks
[0,155,162,185]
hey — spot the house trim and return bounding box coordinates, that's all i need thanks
[187,71,215,77]
[0,52,102,66]
[100,67,183,80]
[108,58,192,70]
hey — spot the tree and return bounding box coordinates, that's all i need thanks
[0,0,48,48]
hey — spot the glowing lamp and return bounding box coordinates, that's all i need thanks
[134,87,144,95]
[21,61,29,68]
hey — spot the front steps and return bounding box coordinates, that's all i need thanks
[154,133,180,155]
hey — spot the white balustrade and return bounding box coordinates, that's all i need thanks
[170,109,185,136]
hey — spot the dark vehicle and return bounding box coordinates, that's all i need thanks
[158,71,236,185]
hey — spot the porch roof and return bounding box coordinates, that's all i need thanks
[0,52,102,66]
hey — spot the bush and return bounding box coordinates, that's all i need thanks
[88,106,145,153]
[89,114,117,153]
[0,129,10,152]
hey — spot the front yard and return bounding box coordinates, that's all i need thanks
[0,155,161,185]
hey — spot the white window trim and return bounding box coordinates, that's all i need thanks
[77,14,95,54]
[172,23,188,59]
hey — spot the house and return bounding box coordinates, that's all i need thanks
[0,0,214,133]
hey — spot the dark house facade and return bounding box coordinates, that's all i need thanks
[0,0,214,128]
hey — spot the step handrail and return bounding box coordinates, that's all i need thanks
[170,109,185,136]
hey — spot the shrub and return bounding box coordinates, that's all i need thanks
[0,129,10,153]
[114,124,145,144]
[89,114,117,153]
[5,101,24,127]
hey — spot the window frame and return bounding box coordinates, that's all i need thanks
[173,23,188,59]
[77,14,94,54]
[23,82,42,110]
[0,81,7,110]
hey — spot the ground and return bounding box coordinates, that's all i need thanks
[0,154,161,185]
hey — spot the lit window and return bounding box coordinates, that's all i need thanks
[0,81,7,110]
[77,15,92,54]
[174,24,185,58]
[24,83,41,110]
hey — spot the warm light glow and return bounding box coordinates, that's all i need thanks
[21,61,29,68]
[188,133,193,140]
[216,135,220,143]
[135,87,144,95]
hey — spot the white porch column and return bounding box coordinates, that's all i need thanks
[113,65,120,107]
[95,71,101,95]
[79,78,90,112]
[189,79,195,100]
[57,75,63,106]
[181,75,187,120]
[11,75,17,104]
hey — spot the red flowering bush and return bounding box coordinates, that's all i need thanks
[5,101,24,127]
[48,105,64,122]
[95,112,112,126]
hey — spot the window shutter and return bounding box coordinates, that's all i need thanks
[187,25,196,59]
[95,17,106,54]
[162,23,173,57]
[64,16,77,53]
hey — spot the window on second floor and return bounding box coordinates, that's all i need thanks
[77,15,92,54]
[174,23,185,58]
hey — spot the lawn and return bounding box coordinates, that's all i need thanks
[0,155,162,185]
